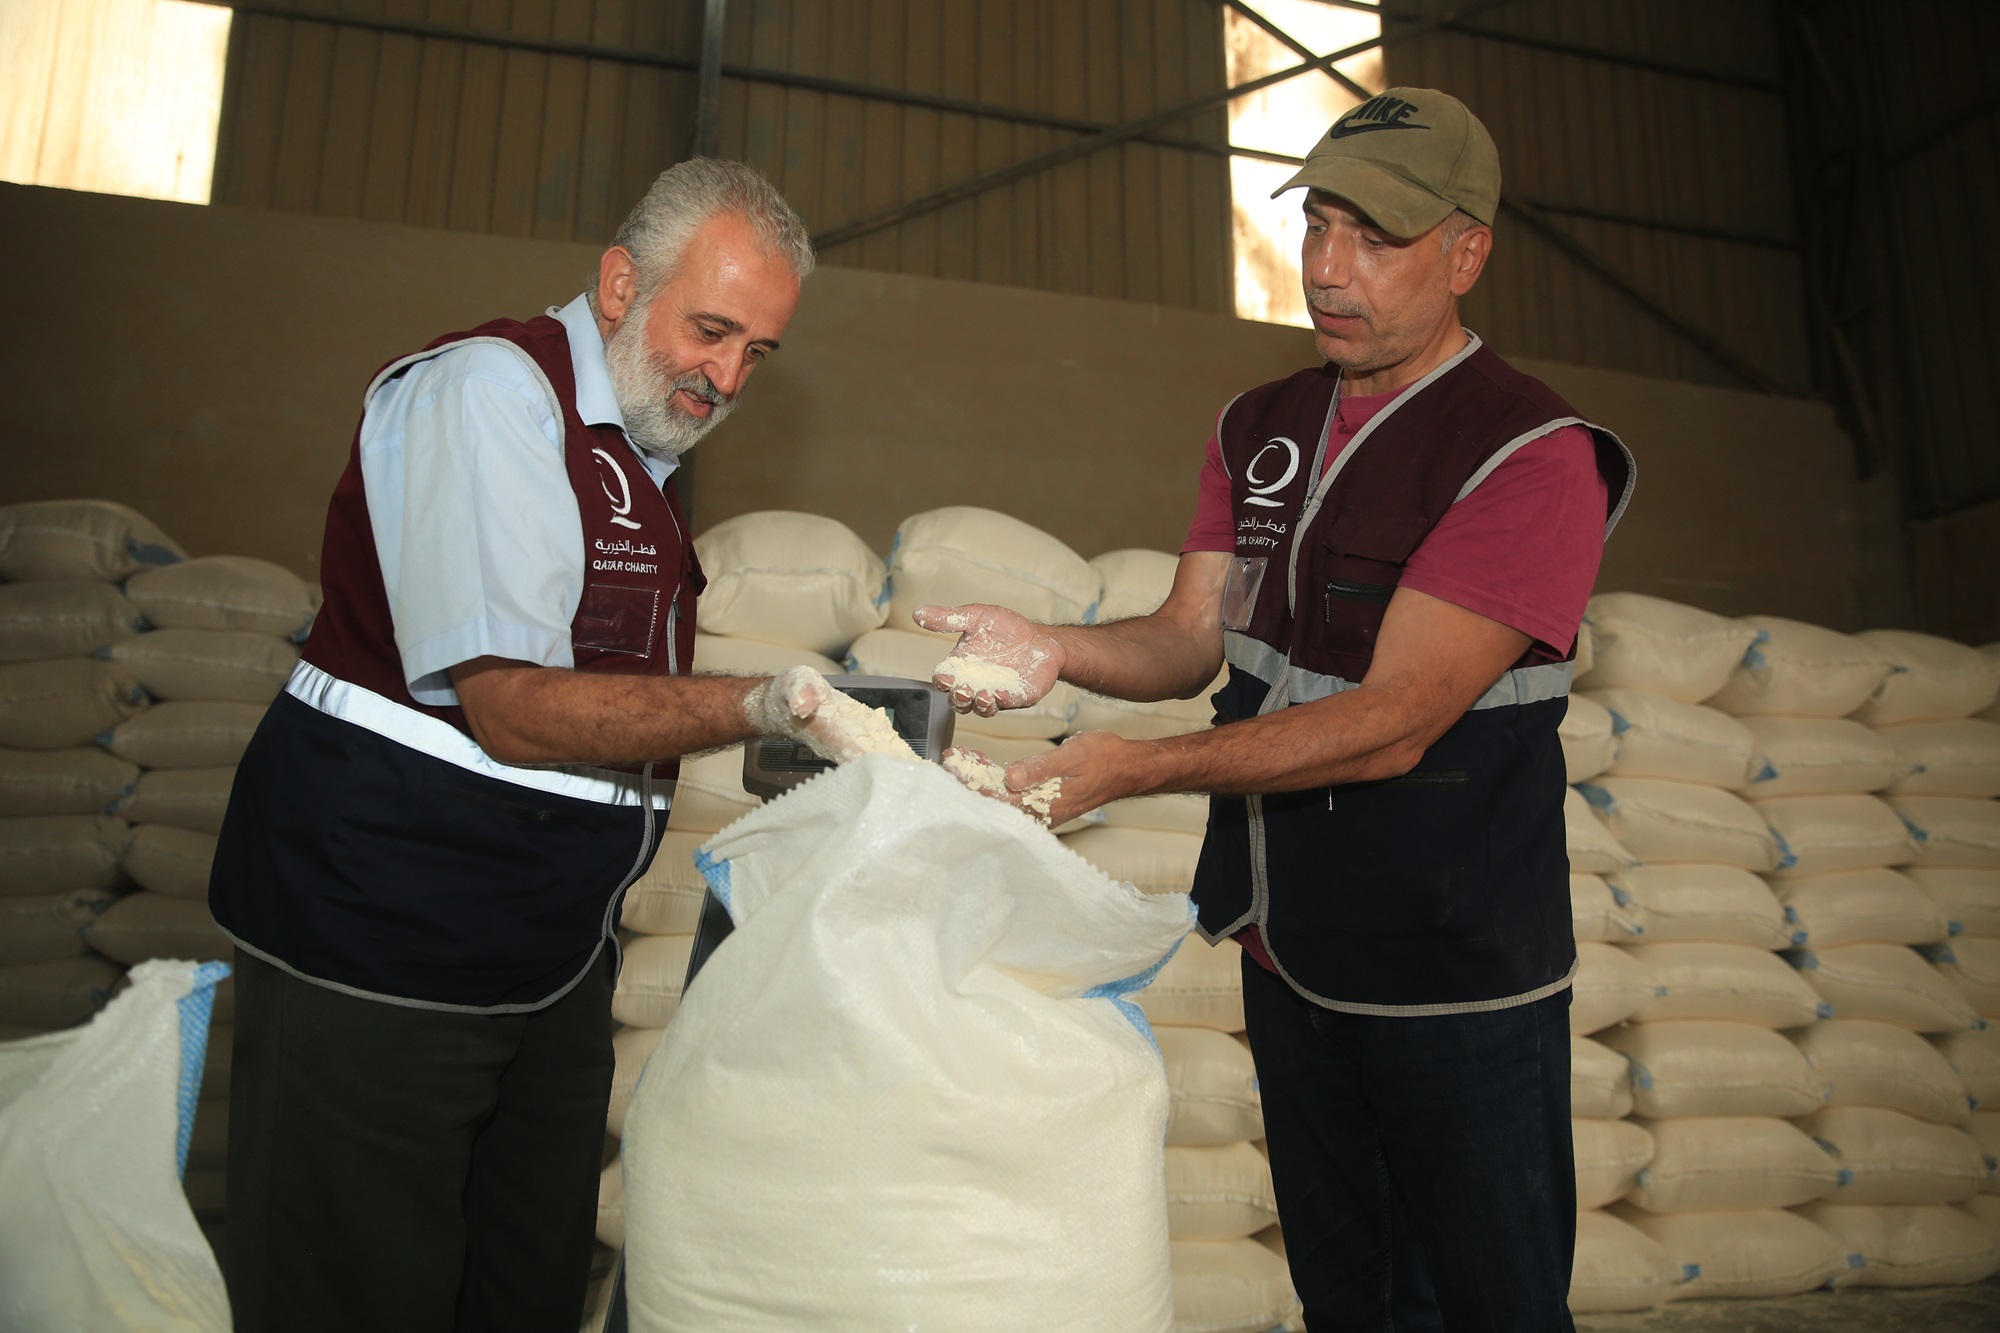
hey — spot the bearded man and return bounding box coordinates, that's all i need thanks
[209,159,859,1333]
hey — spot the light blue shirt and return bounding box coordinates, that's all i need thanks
[357,295,677,706]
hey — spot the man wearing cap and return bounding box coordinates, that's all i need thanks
[919,88,1634,1328]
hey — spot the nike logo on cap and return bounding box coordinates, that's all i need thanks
[1327,95,1429,139]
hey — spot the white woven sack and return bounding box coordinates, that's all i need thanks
[1709,616,1895,718]
[1574,619,1595,679]
[664,747,758,835]
[116,767,235,836]
[1931,1028,2000,1106]
[1906,866,2000,935]
[1795,943,1979,1032]
[1965,1192,2000,1230]
[1626,1116,1840,1213]
[1796,1106,1989,1205]
[1880,720,2000,797]
[1163,1142,1277,1241]
[1793,1019,1972,1124]
[1133,936,1243,1032]
[690,633,843,679]
[1090,549,1179,622]
[1581,594,1760,703]
[691,512,889,657]
[1560,694,1618,784]
[1758,794,1917,878]
[1565,786,1639,875]
[120,824,219,900]
[1625,943,1827,1029]
[0,581,149,663]
[612,934,695,1027]
[1971,1112,2000,1196]
[107,629,297,704]
[0,499,186,583]
[1575,778,1779,871]
[1799,1201,2000,1288]
[1605,864,1791,948]
[1738,717,1900,797]
[83,892,230,966]
[1572,1034,1635,1119]
[623,757,1188,1333]
[1060,826,1203,896]
[1775,869,1949,949]
[848,627,1078,739]
[621,831,709,935]
[1599,1020,1825,1118]
[0,814,130,896]
[597,1158,625,1249]
[1585,688,1753,787]
[1167,1238,1300,1333]
[0,956,124,1030]
[0,889,116,968]
[1853,631,2000,726]
[0,958,228,1332]
[1569,1209,1678,1314]
[1610,1205,1845,1298]
[1159,1026,1263,1146]
[101,701,265,769]
[1570,941,1663,1035]
[1572,872,1642,943]
[0,748,138,818]
[1575,1118,1655,1210]
[886,506,1103,630]
[1924,937,2000,1017]
[1099,793,1210,836]
[0,659,148,750]
[606,1024,658,1138]
[125,556,315,640]
[1070,684,1218,742]
[1892,795,2000,868]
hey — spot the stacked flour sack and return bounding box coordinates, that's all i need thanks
[0,498,311,1226]
[1566,594,2000,1308]
[596,511,885,1259]
[1717,615,2000,1286]
[872,508,1295,1333]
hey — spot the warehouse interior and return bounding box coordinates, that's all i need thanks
[1,1,1997,1330]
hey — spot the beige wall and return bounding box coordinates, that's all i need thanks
[1,182,1909,632]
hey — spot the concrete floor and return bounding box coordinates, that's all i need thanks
[1576,1276,2000,1332]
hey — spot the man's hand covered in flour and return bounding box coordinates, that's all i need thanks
[998,731,1138,829]
[742,666,866,763]
[911,603,1065,718]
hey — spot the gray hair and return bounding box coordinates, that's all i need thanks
[588,158,814,314]
[1439,208,1483,252]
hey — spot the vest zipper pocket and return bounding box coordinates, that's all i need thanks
[441,778,596,826]
[1388,770,1469,788]
[1324,577,1394,622]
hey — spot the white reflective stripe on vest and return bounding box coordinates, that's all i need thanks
[1222,631,1573,711]
[285,659,667,808]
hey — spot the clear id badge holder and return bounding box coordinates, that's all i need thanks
[1221,556,1268,631]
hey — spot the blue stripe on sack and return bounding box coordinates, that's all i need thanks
[693,848,734,915]
[173,960,232,1179]
[1576,783,1615,812]
[1081,903,1198,1052]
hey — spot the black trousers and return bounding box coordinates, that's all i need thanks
[224,950,615,1333]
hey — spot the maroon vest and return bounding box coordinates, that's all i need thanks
[301,314,703,773]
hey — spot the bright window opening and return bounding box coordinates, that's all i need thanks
[1226,1,1383,327]
[0,0,232,205]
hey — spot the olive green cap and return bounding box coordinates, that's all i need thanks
[1271,87,1500,238]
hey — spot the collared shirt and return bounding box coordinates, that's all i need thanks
[357,294,677,706]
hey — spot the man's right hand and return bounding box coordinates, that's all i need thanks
[912,603,1066,718]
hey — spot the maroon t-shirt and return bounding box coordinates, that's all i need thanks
[1182,386,1609,971]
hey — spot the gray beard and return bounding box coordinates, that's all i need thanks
[604,302,738,459]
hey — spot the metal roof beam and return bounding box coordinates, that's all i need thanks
[1220,1,1374,102]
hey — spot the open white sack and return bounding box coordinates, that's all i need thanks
[0,957,231,1333]
[622,754,1192,1333]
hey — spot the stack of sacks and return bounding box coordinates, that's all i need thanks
[600,512,884,1245]
[1567,594,1858,1301]
[0,501,171,1038]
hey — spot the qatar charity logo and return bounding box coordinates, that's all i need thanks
[1243,436,1301,509]
[594,447,643,530]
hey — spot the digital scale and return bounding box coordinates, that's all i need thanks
[602,676,955,1332]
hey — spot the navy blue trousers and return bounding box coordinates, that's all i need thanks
[1240,955,1576,1331]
